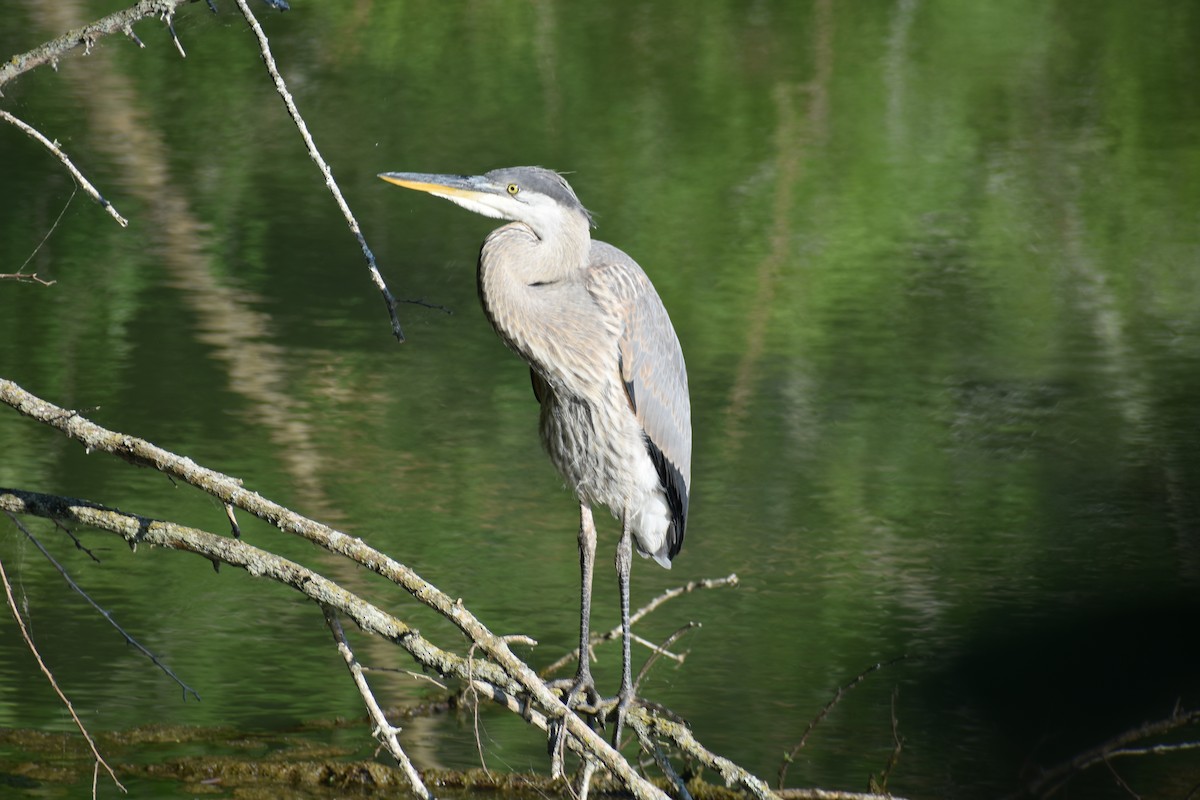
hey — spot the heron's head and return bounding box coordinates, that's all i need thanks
[379,166,594,238]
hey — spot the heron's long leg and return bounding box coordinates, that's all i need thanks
[574,502,598,694]
[549,503,601,768]
[612,519,634,746]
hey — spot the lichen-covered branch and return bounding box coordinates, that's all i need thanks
[0,0,190,92]
[0,379,668,800]
[0,487,514,694]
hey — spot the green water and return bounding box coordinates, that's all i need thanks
[2,1,1199,797]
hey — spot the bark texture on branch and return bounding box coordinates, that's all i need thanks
[0,487,513,692]
[0,380,672,800]
[0,0,190,92]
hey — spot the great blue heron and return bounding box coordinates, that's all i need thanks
[379,166,691,741]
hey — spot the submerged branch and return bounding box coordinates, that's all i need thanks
[6,511,198,701]
[779,656,908,789]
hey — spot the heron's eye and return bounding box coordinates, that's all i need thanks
[507,183,520,196]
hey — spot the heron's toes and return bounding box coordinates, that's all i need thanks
[546,672,605,764]
[548,675,602,716]
[610,689,634,747]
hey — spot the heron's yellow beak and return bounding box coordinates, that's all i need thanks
[379,172,494,200]
[379,171,514,222]
[379,175,450,195]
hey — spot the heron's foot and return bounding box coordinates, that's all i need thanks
[610,687,635,748]
[546,672,604,772]
[547,673,603,719]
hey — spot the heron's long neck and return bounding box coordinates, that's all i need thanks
[477,215,606,387]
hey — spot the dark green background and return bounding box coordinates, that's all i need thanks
[2,1,1199,797]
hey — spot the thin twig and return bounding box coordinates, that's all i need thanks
[1022,705,1200,798]
[1101,756,1137,799]
[464,642,491,776]
[13,182,76,278]
[542,574,739,677]
[323,605,432,800]
[1110,741,1200,758]
[868,687,903,794]
[633,622,698,693]
[122,23,145,49]
[0,553,126,793]
[161,4,186,58]
[223,502,241,538]
[630,631,686,664]
[55,518,102,563]
[360,665,448,690]
[0,271,57,285]
[5,511,199,700]
[778,655,908,789]
[232,0,405,342]
[0,110,127,227]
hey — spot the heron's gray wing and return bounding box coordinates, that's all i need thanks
[587,242,692,552]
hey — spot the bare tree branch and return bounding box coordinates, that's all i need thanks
[232,0,405,342]
[0,487,513,694]
[0,271,56,285]
[0,0,192,91]
[636,712,898,800]
[0,110,127,227]
[542,574,739,677]
[323,606,432,800]
[1022,705,1200,798]
[779,656,908,789]
[4,0,408,340]
[0,379,658,785]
